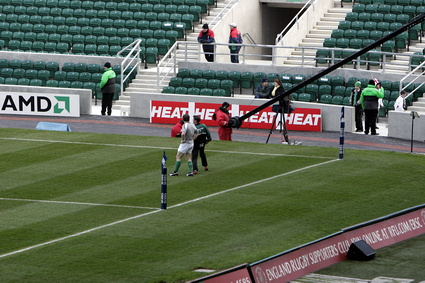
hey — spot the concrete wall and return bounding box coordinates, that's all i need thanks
[388,110,425,142]
[0,85,91,115]
[209,0,264,63]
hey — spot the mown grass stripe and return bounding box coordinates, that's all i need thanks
[0,158,338,260]
[0,198,157,210]
[0,138,333,159]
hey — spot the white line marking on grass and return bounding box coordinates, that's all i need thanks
[0,198,158,210]
[169,159,340,209]
[0,158,339,259]
[0,138,333,159]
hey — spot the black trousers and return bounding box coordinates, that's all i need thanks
[192,145,208,171]
[101,92,114,115]
[355,104,363,131]
[230,49,240,63]
[203,46,214,62]
[364,109,378,134]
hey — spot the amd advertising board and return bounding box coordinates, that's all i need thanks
[150,101,322,131]
[0,92,80,117]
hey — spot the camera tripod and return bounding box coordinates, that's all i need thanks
[266,98,290,144]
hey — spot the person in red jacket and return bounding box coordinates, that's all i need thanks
[228,23,242,63]
[213,101,232,141]
[170,120,183,137]
[198,23,215,62]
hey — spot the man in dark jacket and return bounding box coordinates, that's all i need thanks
[100,62,116,116]
[350,81,364,132]
[192,115,212,173]
[360,78,384,135]
[255,78,270,98]
[198,23,215,62]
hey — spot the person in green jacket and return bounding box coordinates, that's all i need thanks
[360,78,384,135]
[100,62,116,116]
[192,115,211,173]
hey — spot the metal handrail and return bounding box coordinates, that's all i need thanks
[243,33,256,45]
[155,41,425,92]
[400,58,425,102]
[208,0,238,28]
[117,39,142,96]
[275,0,316,45]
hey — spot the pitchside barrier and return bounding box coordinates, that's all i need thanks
[188,204,425,283]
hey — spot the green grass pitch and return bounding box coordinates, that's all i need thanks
[0,128,424,282]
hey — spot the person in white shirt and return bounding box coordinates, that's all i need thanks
[394,90,407,112]
[169,114,199,177]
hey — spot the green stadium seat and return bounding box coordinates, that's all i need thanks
[169,13,182,23]
[391,5,404,15]
[17,78,30,85]
[358,12,371,22]
[332,95,344,105]
[187,87,200,95]
[199,88,213,96]
[96,45,109,55]
[169,77,182,87]
[338,20,351,30]
[370,12,383,22]
[318,84,332,97]
[350,21,364,31]
[228,71,241,88]
[298,93,312,102]
[383,13,397,23]
[345,12,358,22]
[333,85,346,97]
[181,77,195,88]
[280,73,293,84]
[29,78,43,86]
[162,86,175,93]
[58,80,71,88]
[13,69,26,78]
[331,29,344,39]
[352,3,365,13]
[220,80,233,96]
[5,77,18,85]
[319,94,332,103]
[153,29,166,39]
[165,30,178,44]
[237,72,252,88]
[194,78,208,88]
[175,86,187,94]
[207,79,221,89]
[212,89,226,97]
[165,4,178,13]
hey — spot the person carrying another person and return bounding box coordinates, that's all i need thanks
[213,101,232,141]
[170,114,198,177]
[192,115,211,174]
[394,90,407,112]
[228,23,242,63]
[255,78,271,98]
[360,78,384,135]
[350,81,364,132]
[197,23,215,62]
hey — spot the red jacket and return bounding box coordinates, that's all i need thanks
[214,107,232,141]
[170,121,183,137]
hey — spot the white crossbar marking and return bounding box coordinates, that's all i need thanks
[0,198,157,210]
[0,158,339,259]
[0,138,333,159]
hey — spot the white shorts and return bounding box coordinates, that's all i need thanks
[178,143,193,154]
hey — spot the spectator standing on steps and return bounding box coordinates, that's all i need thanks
[228,23,242,63]
[197,23,215,62]
[360,78,384,135]
[192,115,211,174]
[350,81,364,132]
[100,62,116,116]
[169,114,199,177]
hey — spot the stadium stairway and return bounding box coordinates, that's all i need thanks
[114,0,236,114]
[283,1,425,75]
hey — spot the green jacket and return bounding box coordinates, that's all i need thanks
[100,68,116,93]
[360,84,384,110]
[194,123,211,145]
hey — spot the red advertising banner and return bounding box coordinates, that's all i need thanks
[150,100,322,131]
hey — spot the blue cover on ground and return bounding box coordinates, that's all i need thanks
[35,122,72,132]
